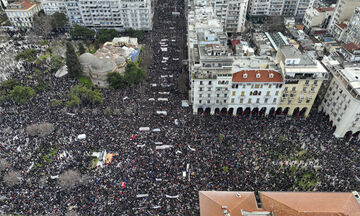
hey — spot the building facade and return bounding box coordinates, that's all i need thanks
[320,56,360,138]
[275,46,328,117]
[342,6,360,45]
[40,0,153,30]
[5,0,41,28]
[327,0,360,36]
[248,0,314,17]
[213,0,249,33]
[40,0,66,15]
[302,7,334,32]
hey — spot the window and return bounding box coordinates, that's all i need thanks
[314,80,318,85]
[232,91,236,96]
[209,81,212,85]
[224,94,227,97]
[256,98,260,103]
[266,91,270,96]
[199,94,202,98]
[241,91,245,96]
[240,98,244,103]
[273,98,277,103]
[216,100,219,103]
[303,87,307,92]
[275,91,279,96]
[208,87,211,91]
[305,80,309,84]
[298,100,302,103]
[264,98,268,103]
[217,94,220,97]
[200,81,203,85]
[207,100,210,104]
[224,100,226,103]
[243,84,246,88]
[231,98,235,103]
[200,88,203,91]
[248,98,252,104]
[269,84,272,88]
[306,99,310,103]
[199,100,202,104]
[250,92,253,96]
[255,84,260,88]
[284,87,288,91]
[208,94,211,97]
[292,87,296,91]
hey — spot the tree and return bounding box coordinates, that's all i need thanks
[78,43,85,55]
[9,85,36,104]
[66,42,82,77]
[67,84,103,106]
[50,55,64,72]
[51,12,68,30]
[96,29,118,44]
[32,10,53,37]
[124,62,146,85]
[107,71,126,89]
[15,49,38,62]
[70,25,95,40]
[124,28,144,40]
[1,79,19,91]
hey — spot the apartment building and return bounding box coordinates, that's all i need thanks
[275,45,328,117]
[342,7,360,45]
[248,0,314,17]
[40,0,66,15]
[302,7,334,32]
[327,0,360,36]
[40,0,153,30]
[320,56,360,138]
[5,0,41,27]
[213,0,249,33]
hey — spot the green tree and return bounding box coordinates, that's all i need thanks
[78,43,85,55]
[66,42,82,77]
[69,84,103,105]
[70,25,95,40]
[1,79,20,91]
[96,29,118,44]
[124,28,144,40]
[50,55,64,72]
[9,86,36,104]
[32,10,52,37]
[51,12,68,30]
[66,93,81,108]
[15,49,38,62]
[124,62,146,85]
[107,71,126,89]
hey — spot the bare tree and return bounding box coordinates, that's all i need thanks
[26,122,54,137]
[32,10,53,37]
[3,170,21,186]
[58,170,82,188]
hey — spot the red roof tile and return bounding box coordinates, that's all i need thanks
[232,70,283,83]
[343,42,360,52]
[10,0,38,10]
[315,7,334,13]
[336,23,347,30]
[231,40,241,46]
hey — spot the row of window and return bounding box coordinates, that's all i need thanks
[198,98,278,104]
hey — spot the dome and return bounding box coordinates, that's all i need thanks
[90,59,116,74]
[79,53,96,64]
[114,56,126,65]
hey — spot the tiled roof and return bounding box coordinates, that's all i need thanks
[199,191,360,216]
[315,7,334,13]
[336,23,347,30]
[9,0,38,10]
[343,42,360,52]
[231,40,241,46]
[232,70,283,83]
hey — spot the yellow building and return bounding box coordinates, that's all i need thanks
[5,0,41,28]
[276,45,329,117]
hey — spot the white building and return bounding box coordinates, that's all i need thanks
[40,0,66,15]
[302,7,334,32]
[248,0,314,17]
[213,0,249,33]
[342,7,360,45]
[320,56,360,138]
[5,0,41,28]
[41,0,153,30]
[327,0,360,36]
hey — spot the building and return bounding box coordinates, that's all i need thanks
[336,42,360,63]
[41,0,153,30]
[199,191,360,216]
[302,7,334,32]
[40,0,65,15]
[213,0,249,33]
[320,56,360,138]
[248,0,314,17]
[327,0,360,36]
[342,6,360,45]
[79,37,141,87]
[275,45,328,117]
[332,22,347,41]
[5,0,41,28]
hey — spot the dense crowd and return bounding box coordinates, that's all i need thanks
[0,0,360,215]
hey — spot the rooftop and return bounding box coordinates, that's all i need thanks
[335,23,347,30]
[343,42,360,53]
[199,191,360,216]
[315,7,334,13]
[232,70,283,83]
[6,0,38,10]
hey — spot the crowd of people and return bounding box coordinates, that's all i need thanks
[0,0,359,215]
